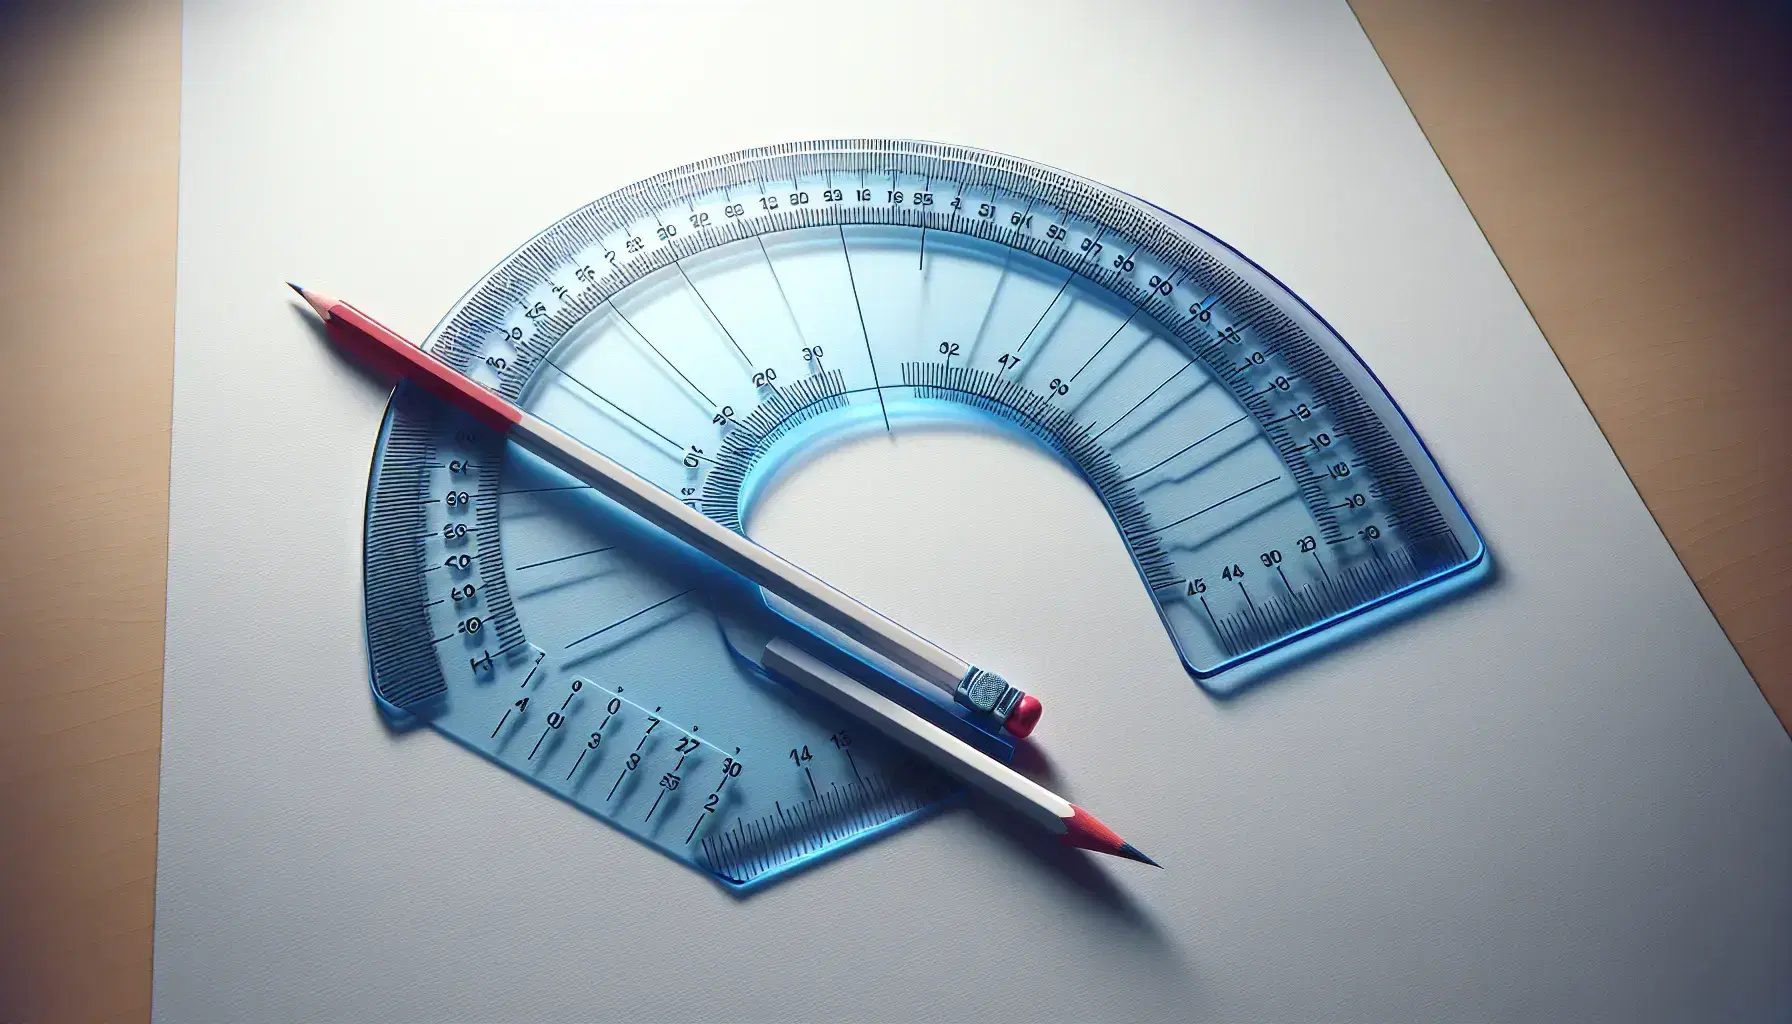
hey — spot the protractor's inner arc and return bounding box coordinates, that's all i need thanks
[666,227,1278,634]
[512,220,1299,679]
[738,420,1148,696]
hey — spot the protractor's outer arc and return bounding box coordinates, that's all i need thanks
[1117,187,1492,678]
[390,138,1486,690]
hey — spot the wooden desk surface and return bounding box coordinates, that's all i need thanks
[1,1,1785,1018]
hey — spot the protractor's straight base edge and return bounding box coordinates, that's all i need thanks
[1189,547,1494,697]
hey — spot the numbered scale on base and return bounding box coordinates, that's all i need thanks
[362,140,1489,887]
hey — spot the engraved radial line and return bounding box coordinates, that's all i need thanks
[1015,270,1075,355]
[1073,264,1175,385]
[514,545,615,572]
[608,300,716,406]
[755,235,810,352]
[494,484,590,498]
[917,172,929,269]
[837,225,891,435]
[1143,477,1282,537]
[675,259,753,364]
[565,589,695,649]
[1091,360,1204,442]
[540,354,682,452]
[1070,306,1144,383]
[1014,225,1102,356]
[967,190,1027,362]
[1118,414,1250,484]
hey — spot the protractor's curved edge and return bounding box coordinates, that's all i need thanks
[1125,187,1492,565]
[360,384,442,728]
[363,384,532,724]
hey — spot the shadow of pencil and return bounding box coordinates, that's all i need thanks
[958,791,1182,952]
[1008,737,1060,785]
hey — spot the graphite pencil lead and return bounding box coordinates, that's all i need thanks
[1117,842,1161,868]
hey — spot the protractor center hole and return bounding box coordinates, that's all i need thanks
[740,421,1154,690]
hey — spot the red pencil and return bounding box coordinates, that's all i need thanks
[294,284,1151,865]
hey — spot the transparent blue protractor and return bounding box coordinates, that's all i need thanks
[362,139,1488,887]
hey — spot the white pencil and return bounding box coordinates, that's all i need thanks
[759,638,1155,863]
[291,284,1043,737]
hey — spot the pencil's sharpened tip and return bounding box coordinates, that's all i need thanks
[288,283,337,320]
[1059,804,1156,866]
[1118,842,1161,868]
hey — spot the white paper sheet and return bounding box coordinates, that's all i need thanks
[157,1,1792,1019]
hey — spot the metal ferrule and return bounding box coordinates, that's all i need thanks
[955,667,1023,722]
